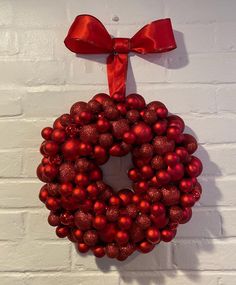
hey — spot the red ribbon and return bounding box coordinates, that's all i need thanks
[64,14,176,98]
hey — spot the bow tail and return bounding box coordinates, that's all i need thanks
[107,53,128,99]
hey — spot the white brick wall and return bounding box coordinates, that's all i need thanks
[0,0,235,284]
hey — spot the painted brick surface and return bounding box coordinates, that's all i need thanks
[0,1,235,284]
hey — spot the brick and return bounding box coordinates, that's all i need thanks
[68,53,166,85]
[183,116,236,144]
[68,0,164,24]
[67,56,107,85]
[197,145,236,176]
[0,91,22,116]
[129,54,166,83]
[0,1,13,26]
[220,275,236,285]
[0,275,26,285]
[23,91,66,118]
[173,239,236,270]
[18,30,54,60]
[215,23,236,51]
[216,86,236,113]
[0,119,52,149]
[0,212,25,240]
[22,149,41,178]
[176,209,221,238]
[0,61,66,86]
[142,85,216,114]
[26,274,119,285]
[12,0,67,28]
[72,243,172,270]
[0,31,18,56]
[27,211,57,240]
[22,88,110,117]
[0,180,42,208]
[174,24,214,54]
[199,177,236,206]
[221,210,236,237]
[167,54,236,83]
[0,241,70,271]
[165,0,236,24]
[0,150,22,178]
[120,272,218,285]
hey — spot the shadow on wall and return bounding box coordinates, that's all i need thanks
[73,31,222,284]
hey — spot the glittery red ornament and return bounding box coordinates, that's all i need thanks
[126,109,140,123]
[153,136,175,155]
[74,158,91,173]
[106,206,120,222]
[136,214,151,230]
[112,119,129,139]
[105,243,119,258]
[83,230,98,246]
[59,162,76,182]
[162,185,180,206]
[74,211,92,230]
[169,206,183,222]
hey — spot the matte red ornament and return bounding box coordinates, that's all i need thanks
[37,14,203,261]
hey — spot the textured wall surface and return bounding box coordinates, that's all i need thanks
[0,0,236,284]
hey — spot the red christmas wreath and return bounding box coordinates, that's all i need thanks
[37,15,203,261]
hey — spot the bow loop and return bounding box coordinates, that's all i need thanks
[64,14,176,98]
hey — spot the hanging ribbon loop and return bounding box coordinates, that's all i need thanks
[64,14,176,98]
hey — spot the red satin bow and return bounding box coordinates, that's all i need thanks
[64,14,176,98]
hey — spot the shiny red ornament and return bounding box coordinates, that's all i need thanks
[77,242,90,253]
[132,122,153,144]
[161,228,176,242]
[93,246,106,258]
[179,178,193,193]
[186,156,203,177]
[146,227,161,244]
[61,139,80,161]
[118,216,132,230]
[180,193,196,207]
[37,14,203,261]
[56,226,69,238]
[51,129,66,143]
[48,213,60,227]
[96,118,111,133]
[137,241,155,253]
[115,230,129,245]
[93,215,107,230]
[41,127,53,140]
